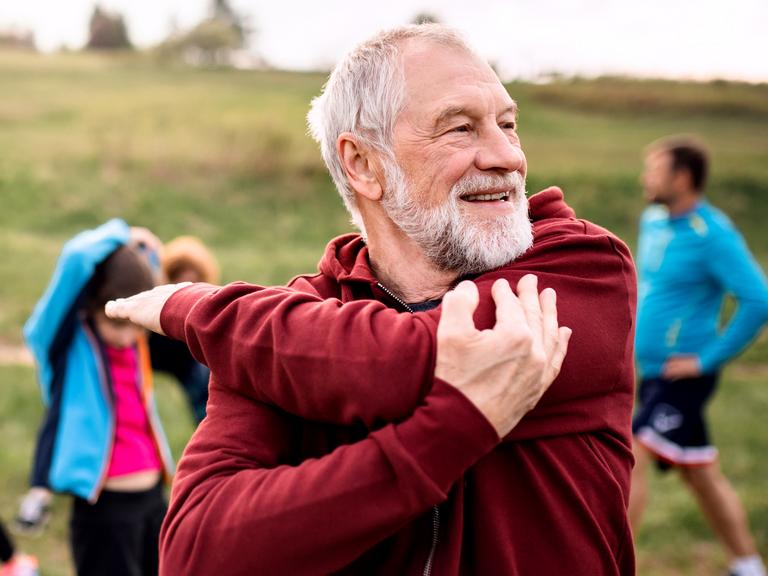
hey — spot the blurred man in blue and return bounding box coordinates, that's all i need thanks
[630,136,768,576]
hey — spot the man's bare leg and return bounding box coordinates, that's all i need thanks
[678,462,756,558]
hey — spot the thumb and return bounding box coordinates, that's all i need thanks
[439,280,480,337]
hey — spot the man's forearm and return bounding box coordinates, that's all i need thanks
[161,282,438,426]
[698,302,768,372]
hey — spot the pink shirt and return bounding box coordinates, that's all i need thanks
[105,345,162,478]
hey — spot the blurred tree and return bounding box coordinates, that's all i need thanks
[156,0,254,67]
[211,0,248,46]
[0,28,36,51]
[411,12,441,25]
[86,6,132,50]
[179,19,242,66]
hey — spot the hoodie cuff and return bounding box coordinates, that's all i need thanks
[389,378,500,496]
[160,283,219,342]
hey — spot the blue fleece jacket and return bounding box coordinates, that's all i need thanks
[24,219,174,501]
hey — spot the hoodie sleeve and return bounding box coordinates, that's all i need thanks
[160,225,636,438]
[160,376,499,575]
[160,282,438,427]
[23,219,130,403]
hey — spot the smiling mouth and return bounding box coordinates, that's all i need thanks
[460,191,511,202]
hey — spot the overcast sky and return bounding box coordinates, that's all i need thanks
[1,0,766,82]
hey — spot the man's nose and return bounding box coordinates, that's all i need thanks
[474,125,525,173]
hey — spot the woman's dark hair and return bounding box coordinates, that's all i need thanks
[83,245,155,316]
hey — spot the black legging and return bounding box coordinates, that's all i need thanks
[0,519,15,563]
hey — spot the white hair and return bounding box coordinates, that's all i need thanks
[307,24,474,233]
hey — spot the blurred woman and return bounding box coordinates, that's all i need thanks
[18,220,174,576]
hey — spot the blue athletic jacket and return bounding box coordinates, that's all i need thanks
[635,201,768,378]
[24,219,174,502]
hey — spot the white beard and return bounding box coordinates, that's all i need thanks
[381,163,534,275]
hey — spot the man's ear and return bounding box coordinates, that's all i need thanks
[337,133,384,201]
[672,168,694,194]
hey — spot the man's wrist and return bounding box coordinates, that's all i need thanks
[160,283,217,341]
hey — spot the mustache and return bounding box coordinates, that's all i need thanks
[451,171,526,199]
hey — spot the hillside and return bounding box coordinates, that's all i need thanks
[0,50,766,576]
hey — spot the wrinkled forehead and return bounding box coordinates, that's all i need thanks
[398,39,515,122]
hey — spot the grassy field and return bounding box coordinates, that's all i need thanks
[0,49,766,575]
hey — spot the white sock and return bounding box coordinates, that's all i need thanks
[730,555,766,576]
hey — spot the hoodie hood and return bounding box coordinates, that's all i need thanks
[529,186,575,220]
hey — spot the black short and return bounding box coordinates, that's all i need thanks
[70,483,166,576]
[0,519,14,563]
[632,374,719,471]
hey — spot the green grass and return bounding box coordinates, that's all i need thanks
[0,49,767,575]
[635,365,768,575]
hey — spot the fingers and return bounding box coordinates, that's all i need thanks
[662,362,684,381]
[129,227,162,252]
[104,297,133,320]
[104,291,152,330]
[104,282,191,335]
[549,326,572,377]
[516,274,542,331]
[491,278,527,332]
[539,287,558,355]
[514,275,545,353]
[497,275,569,389]
[661,358,682,381]
[438,281,480,338]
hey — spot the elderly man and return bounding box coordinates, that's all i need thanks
[108,25,636,575]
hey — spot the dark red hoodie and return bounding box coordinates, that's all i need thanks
[159,187,637,575]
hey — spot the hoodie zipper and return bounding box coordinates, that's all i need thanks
[423,504,440,576]
[376,282,414,313]
[376,281,440,576]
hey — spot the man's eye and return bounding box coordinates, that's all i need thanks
[501,122,517,130]
[451,124,471,133]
